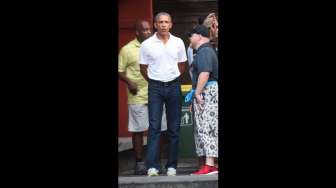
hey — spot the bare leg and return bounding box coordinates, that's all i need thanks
[214,157,218,169]
[132,132,144,161]
[205,157,215,166]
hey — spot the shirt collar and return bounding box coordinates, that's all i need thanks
[133,38,141,47]
[196,42,212,52]
[153,32,172,42]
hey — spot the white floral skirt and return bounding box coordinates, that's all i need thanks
[192,82,218,157]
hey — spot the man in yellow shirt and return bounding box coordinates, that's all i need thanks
[118,20,167,175]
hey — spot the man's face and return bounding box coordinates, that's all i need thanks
[204,14,218,40]
[154,15,172,35]
[210,16,218,39]
[189,33,201,49]
[136,22,152,42]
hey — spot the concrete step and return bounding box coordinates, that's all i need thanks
[118,174,218,188]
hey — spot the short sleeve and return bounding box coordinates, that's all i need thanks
[177,39,187,63]
[139,45,148,65]
[187,46,194,66]
[196,49,213,73]
[118,47,128,72]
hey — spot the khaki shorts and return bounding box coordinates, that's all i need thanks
[128,104,167,132]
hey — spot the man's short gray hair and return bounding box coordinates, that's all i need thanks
[154,12,172,22]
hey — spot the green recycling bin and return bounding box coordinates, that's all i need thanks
[178,85,197,158]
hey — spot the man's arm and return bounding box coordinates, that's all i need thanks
[118,72,138,95]
[195,72,210,104]
[178,61,188,75]
[177,39,188,76]
[140,64,149,82]
[139,45,149,82]
[118,46,138,95]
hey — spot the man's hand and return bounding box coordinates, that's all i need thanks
[128,81,138,95]
[119,72,139,95]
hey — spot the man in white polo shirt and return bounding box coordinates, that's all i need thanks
[139,12,187,176]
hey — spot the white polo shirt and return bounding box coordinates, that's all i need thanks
[139,32,187,82]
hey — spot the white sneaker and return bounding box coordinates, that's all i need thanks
[167,167,176,176]
[147,168,159,176]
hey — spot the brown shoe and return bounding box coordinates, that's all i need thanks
[134,161,146,175]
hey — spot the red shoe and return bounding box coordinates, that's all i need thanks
[207,165,218,175]
[190,167,203,176]
[191,165,218,175]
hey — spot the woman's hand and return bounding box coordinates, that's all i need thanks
[195,93,205,105]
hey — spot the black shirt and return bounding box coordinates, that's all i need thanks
[191,42,218,89]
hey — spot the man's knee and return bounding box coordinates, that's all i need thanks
[133,132,144,136]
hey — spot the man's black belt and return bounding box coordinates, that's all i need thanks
[149,78,179,86]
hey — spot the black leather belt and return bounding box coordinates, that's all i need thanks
[149,78,179,87]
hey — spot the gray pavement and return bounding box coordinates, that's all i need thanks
[119,174,218,188]
[119,174,218,184]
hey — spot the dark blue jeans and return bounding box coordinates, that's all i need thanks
[146,78,182,170]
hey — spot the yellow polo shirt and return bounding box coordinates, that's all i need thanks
[118,38,148,104]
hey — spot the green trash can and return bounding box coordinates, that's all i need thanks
[178,85,197,158]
